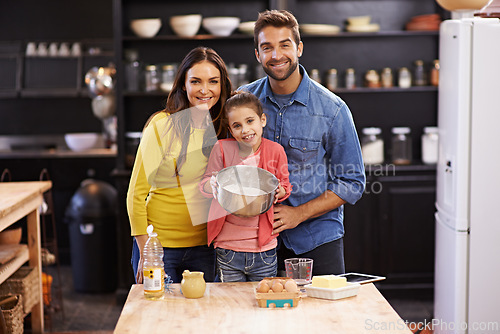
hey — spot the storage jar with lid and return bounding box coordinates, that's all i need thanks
[381,67,393,88]
[361,127,384,164]
[421,126,439,164]
[345,68,356,89]
[398,67,412,88]
[413,60,427,86]
[310,69,321,83]
[430,59,440,87]
[391,127,412,165]
[365,70,381,88]
[160,64,176,93]
[326,68,338,91]
[124,49,141,92]
[144,64,160,92]
[125,132,142,168]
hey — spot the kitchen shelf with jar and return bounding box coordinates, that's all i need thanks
[122,34,254,41]
[301,30,439,38]
[0,40,114,99]
[333,86,437,94]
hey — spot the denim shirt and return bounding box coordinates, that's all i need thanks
[239,65,366,254]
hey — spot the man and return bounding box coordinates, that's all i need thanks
[239,9,366,275]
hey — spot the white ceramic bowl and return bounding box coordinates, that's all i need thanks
[346,15,371,26]
[65,133,99,151]
[202,17,240,36]
[170,14,202,37]
[238,21,256,34]
[130,18,162,38]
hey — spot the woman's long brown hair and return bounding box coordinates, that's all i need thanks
[146,46,231,173]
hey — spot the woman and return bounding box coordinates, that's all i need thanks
[127,46,232,283]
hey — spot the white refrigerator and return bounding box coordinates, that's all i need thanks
[435,17,500,334]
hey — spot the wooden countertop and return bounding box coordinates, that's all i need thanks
[0,148,116,159]
[0,181,50,333]
[114,282,412,334]
[0,181,52,231]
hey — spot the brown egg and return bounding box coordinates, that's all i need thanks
[271,281,284,293]
[261,278,272,288]
[256,281,270,293]
[284,279,298,292]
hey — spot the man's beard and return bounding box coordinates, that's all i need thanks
[262,58,298,81]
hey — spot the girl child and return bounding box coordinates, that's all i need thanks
[199,91,292,282]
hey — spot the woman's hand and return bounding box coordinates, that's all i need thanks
[136,256,144,284]
[134,235,148,284]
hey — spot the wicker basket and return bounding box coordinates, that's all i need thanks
[0,267,39,314]
[0,295,24,334]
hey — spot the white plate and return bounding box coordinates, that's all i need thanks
[346,23,380,33]
[304,282,361,300]
[300,24,340,35]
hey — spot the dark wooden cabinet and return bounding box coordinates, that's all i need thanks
[344,165,436,294]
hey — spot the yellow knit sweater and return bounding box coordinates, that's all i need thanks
[126,112,211,247]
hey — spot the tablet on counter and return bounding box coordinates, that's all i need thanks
[338,272,386,284]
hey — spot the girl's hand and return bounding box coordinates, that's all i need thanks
[274,184,286,204]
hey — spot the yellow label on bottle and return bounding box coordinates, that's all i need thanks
[143,267,164,292]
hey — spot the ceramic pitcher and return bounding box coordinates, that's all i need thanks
[180,270,206,299]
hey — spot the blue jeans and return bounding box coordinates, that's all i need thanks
[131,239,216,283]
[277,237,345,276]
[216,248,277,282]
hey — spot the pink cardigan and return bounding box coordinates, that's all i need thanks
[199,138,292,248]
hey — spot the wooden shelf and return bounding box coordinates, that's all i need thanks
[302,30,439,38]
[334,86,438,94]
[122,30,438,42]
[0,244,29,283]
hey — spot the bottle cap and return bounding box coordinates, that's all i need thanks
[424,126,438,134]
[392,127,411,134]
[362,127,382,135]
[147,224,158,237]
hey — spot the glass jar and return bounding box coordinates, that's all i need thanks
[391,127,412,165]
[310,69,321,83]
[361,127,384,165]
[326,68,338,91]
[345,68,356,89]
[422,126,439,164]
[413,60,427,86]
[238,64,249,86]
[125,132,142,168]
[364,70,381,88]
[125,60,141,91]
[160,64,176,93]
[398,67,412,88]
[381,67,393,88]
[430,59,440,87]
[144,64,160,92]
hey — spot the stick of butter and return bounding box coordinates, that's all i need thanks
[311,275,347,289]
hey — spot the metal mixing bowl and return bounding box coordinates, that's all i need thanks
[216,165,279,217]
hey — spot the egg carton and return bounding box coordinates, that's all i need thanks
[255,277,301,308]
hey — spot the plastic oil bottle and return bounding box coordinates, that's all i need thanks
[143,224,164,300]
